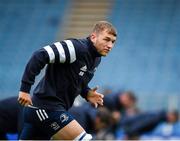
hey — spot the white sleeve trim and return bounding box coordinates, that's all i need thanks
[64,40,76,63]
[43,45,55,63]
[54,42,66,63]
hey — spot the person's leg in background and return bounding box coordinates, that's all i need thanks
[0,131,7,140]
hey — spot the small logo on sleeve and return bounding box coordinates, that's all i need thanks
[60,113,69,123]
[79,65,87,76]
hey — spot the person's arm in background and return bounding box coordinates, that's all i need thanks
[122,110,167,139]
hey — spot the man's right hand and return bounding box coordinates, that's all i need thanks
[18,91,33,106]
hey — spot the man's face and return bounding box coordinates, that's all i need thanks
[167,112,178,123]
[120,93,135,108]
[91,29,116,56]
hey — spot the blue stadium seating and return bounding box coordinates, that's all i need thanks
[0,0,69,98]
[90,0,180,110]
[0,0,180,111]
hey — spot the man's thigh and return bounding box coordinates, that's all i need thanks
[52,120,85,140]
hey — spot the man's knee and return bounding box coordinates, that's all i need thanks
[74,131,92,140]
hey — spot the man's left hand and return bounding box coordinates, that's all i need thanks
[87,86,104,108]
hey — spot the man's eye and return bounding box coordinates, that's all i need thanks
[104,38,109,41]
[112,40,115,44]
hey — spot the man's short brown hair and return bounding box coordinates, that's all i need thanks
[92,21,117,37]
[124,91,137,102]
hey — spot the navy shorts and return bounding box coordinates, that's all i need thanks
[20,105,74,140]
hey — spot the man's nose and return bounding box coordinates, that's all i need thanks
[107,42,113,49]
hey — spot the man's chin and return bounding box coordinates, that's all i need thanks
[101,52,108,56]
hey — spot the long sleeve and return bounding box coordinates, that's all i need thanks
[20,40,78,93]
[80,86,91,100]
[20,48,49,93]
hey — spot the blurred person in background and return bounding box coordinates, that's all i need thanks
[103,90,139,127]
[0,96,23,140]
[115,110,179,140]
[150,110,180,139]
[18,21,117,140]
[69,103,113,140]
[104,90,139,116]
[119,110,167,139]
[102,90,140,139]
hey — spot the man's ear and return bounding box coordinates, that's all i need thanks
[90,33,96,42]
